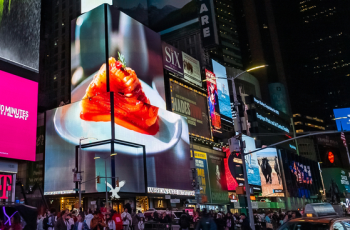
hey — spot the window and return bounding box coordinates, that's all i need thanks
[293,114,301,117]
[296,129,304,133]
[294,121,303,125]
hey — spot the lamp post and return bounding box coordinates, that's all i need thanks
[204,65,267,230]
[94,153,117,209]
[78,137,98,209]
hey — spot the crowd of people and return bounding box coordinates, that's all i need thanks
[35,207,302,230]
[37,207,145,230]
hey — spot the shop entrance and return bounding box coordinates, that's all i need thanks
[112,200,125,213]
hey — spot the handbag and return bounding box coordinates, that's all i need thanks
[266,223,273,229]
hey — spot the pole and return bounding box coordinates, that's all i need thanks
[79,139,82,208]
[105,159,108,209]
[290,117,300,155]
[230,76,255,230]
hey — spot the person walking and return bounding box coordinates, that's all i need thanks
[131,209,140,230]
[46,209,56,230]
[121,208,132,230]
[90,211,107,230]
[195,209,216,230]
[106,213,116,230]
[224,212,235,230]
[55,211,68,230]
[240,213,252,230]
[138,217,145,230]
[179,210,190,230]
[72,214,89,230]
[85,210,94,229]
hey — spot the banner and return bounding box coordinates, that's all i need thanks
[194,151,211,203]
[170,79,212,139]
[162,42,183,77]
[183,52,202,87]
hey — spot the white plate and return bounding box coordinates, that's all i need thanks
[55,76,183,154]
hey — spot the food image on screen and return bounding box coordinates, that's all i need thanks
[256,148,284,197]
[80,55,159,134]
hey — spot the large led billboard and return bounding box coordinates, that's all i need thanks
[44,93,192,194]
[0,0,41,71]
[71,5,165,108]
[333,108,350,131]
[207,154,228,204]
[0,70,38,161]
[170,79,212,140]
[194,151,211,203]
[243,135,261,186]
[256,148,284,197]
[206,69,221,132]
[212,60,232,121]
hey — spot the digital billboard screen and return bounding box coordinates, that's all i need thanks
[0,70,38,161]
[212,60,232,120]
[333,108,350,131]
[243,135,261,187]
[194,151,211,203]
[44,92,192,194]
[0,0,41,71]
[71,5,165,109]
[206,69,221,132]
[170,79,212,140]
[208,154,228,204]
[256,148,284,197]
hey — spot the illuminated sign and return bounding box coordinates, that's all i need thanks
[254,97,279,115]
[199,0,219,48]
[341,170,349,185]
[256,113,290,133]
[147,187,195,196]
[328,152,335,163]
[273,189,283,193]
[289,144,296,150]
[106,180,125,199]
[0,175,12,199]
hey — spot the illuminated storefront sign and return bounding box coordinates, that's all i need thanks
[328,152,335,163]
[289,144,296,150]
[147,187,195,196]
[256,113,290,133]
[0,175,12,199]
[254,97,279,115]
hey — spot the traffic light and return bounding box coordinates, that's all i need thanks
[97,176,100,184]
[116,177,119,187]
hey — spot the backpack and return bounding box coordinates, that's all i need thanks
[43,217,49,230]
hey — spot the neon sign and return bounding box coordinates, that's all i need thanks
[254,97,279,115]
[0,175,12,199]
[328,152,334,163]
[256,113,290,133]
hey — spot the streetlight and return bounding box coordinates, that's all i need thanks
[204,64,267,230]
[78,137,98,208]
[94,153,117,209]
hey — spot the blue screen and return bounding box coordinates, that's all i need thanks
[212,60,232,119]
[333,108,350,131]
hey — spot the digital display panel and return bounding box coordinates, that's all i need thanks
[333,108,350,131]
[194,151,211,203]
[170,79,212,140]
[206,69,221,132]
[0,70,38,161]
[212,60,232,120]
[44,92,191,194]
[0,0,41,71]
[256,148,284,197]
[71,5,165,109]
[207,154,228,204]
[243,135,261,186]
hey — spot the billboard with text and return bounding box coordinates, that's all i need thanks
[206,69,221,132]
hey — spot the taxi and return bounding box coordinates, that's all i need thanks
[278,203,350,230]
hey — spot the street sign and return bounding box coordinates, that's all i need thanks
[165,195,171,199]
[170,199,180,203]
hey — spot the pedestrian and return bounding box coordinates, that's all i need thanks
[106,213,116,230]
[55,211,68,230]
[215,213,225,230]
[137,210,144,219]
[224,212,235,230]
[112,211,123,230]
[38,214,45,230]
[46,209,56,230]
[240,213,252,230]
[131,209,140,230]
[90,211,107,230]
[179,210,190,230]
[138,217,145,230]
[85,210,94,229]
[195,209,217,230]
[121,208,132,230]
[67,214,75,230]
[72,214,89,230]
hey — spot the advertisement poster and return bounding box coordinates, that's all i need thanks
[256,148,284,197]
[206,69,221,131]
[333,108,350,131]
[194,151,211,203]
[71,5,165,108]
[45,91,192,195]
[162,42,183,77]
[212,60,232,120]
[0,70,38,161]
[223,147,240,191]
[183,52,201,87]
[0,0,41,71]
[322,168,350,195]
[170,79,212,139]
[208,155,228,204]
[243,135,261,186]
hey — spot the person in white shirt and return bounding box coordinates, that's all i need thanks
[121,208,132,230]
[106,213,116,230]
[72,214,89,230]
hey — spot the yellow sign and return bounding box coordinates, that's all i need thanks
[194,151,207,159]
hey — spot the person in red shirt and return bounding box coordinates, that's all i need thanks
[112,211,123,230]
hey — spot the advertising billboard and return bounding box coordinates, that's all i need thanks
[170,79,212,140]
[333,108,350,131]
[322,168,350,196]
[256,148,284,197]
[0,70,38,161]
[162,42,183,77]
[208,154,228,204]
[0,0,41,71]
[44,92,192,194]
[71,5,165,108]
[194,151,211,203]
[212,60,232,120]
[206,69,221,132]
[223,147,241,191]
[243,135,261,186]
[183,52,201,87]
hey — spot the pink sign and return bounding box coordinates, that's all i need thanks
[0,70,38,161]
